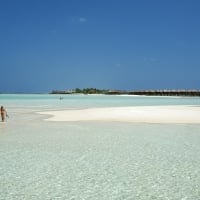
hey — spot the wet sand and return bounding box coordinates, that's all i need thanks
[38,105,200,124]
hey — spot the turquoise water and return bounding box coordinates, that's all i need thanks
[0,94,200,200]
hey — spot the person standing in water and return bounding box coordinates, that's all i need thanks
[1,106,7,122]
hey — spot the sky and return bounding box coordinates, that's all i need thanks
[0,0,200,93]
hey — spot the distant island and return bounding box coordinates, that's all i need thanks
[50,88,200,96]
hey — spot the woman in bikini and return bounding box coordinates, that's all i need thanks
[1,106,7,122]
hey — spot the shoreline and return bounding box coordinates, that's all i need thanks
[38,105,200,124]
[50,89,200,96]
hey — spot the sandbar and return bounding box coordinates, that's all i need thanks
[38,105,200,124]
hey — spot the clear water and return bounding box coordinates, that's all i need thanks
[0,94,200,200]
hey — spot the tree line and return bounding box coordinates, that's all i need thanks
[50,89,200,96]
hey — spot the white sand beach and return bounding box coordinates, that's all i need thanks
[38,105,200,124]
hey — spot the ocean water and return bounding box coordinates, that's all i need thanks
[0,94,200,200]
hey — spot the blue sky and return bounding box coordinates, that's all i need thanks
[0,0,200,93]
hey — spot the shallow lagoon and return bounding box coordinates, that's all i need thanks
[0,94,200,200]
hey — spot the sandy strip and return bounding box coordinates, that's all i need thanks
[38,106,200,124]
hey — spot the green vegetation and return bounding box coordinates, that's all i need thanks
[50,89,200,96]
[50,88,109,95]
[77,88,109,94]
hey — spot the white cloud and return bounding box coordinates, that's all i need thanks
[79,17,87,23]
[150,58,158,62]
[144,57,159,63]
[115,63,121,68]
[68,17,87,25]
